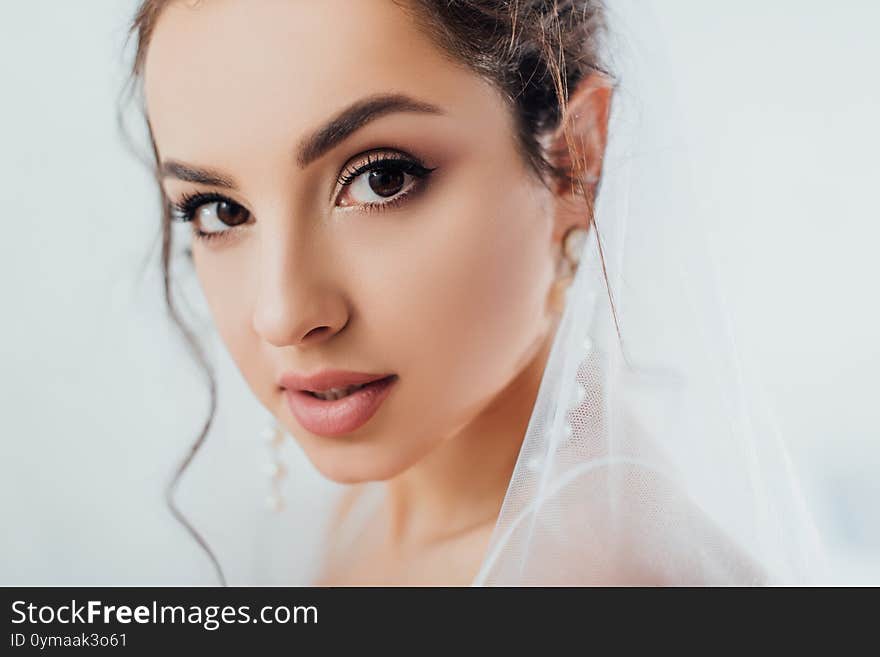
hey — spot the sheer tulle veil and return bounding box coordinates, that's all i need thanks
[468,2,828,585]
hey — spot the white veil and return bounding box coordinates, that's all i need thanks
[148,1,828,586]
[469,2,827,585]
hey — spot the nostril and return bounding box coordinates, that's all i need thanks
[302,326,331,342]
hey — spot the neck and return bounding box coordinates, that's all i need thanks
[381,320,558,550]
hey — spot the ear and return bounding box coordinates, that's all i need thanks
[544,71,614,245]
[543,72,613,315]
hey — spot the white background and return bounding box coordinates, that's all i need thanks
[0,1,877,584]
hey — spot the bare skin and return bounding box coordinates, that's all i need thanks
[143,0,609,585]
[313,483,500,586]
[313,330,556,585]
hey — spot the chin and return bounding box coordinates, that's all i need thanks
[303,439,419,485]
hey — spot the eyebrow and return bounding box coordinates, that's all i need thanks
[160,92,444,189]
[295,93,444,167]
[161,161,236,188]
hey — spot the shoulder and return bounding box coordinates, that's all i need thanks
[487,462,768,585]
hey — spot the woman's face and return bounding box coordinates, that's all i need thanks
[144,0,563,483]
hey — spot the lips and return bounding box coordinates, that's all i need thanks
[279,369,395,393]
[279,370,398,437]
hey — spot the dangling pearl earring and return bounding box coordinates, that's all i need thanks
[563,225,589,269]
[261,421,287,512]
[550,225,589,313]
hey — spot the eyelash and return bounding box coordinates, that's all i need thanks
[169,191,239,242]
[336,151,436,208]
[168,151,437,243]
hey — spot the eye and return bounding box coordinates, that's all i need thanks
[196,200,250,234]
[170,192,252,241]
[336,151,436,210]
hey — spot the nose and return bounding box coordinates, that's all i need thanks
[251,234,350,348]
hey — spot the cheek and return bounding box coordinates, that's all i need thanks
[192,246,270,393]
[356,172,556,433]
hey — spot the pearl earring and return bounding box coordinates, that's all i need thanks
[261,421,287,512]
[550,226,589,313]
[563,225,589,268]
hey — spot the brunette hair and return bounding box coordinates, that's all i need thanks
[126,0,611,585]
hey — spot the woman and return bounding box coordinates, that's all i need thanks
[126,0,825,585]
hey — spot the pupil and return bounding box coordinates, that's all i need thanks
[217,201,249,225]
[368,168,405,197]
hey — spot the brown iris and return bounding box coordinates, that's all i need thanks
[368,167,406,197]
[216,201,250,226]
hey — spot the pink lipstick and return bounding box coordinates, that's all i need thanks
[279,369,398,437]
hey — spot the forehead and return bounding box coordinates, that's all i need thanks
[143,0,502,161]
